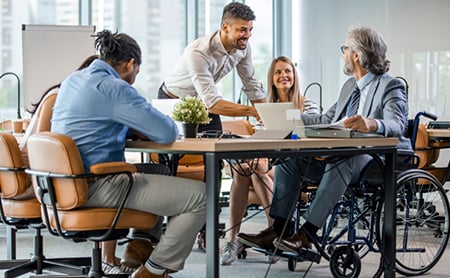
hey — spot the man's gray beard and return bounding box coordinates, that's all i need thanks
[343,63,353,76]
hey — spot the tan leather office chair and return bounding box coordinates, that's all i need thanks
[222,119,254,136]
[26,132,158,278]
[0,132,90,277]
[35,92,57,133]
[414,123,450,184]
[0,120,12,130]
[172,154,205,181]
[150,152,205,181]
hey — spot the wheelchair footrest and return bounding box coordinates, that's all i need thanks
[251,246,321,264]
[252,246,282,256]
[283,248,321,263]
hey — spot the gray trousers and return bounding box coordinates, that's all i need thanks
[270,154,372,228]
[83,173,206,271]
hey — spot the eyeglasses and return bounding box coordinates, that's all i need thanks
[340,45,349,54]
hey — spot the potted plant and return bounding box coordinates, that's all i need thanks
[172,96,210,138]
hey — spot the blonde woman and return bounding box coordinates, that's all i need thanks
[221,56,319,265]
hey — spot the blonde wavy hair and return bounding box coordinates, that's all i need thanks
[267,56,305,111]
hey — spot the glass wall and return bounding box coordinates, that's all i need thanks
[0,0,272,122]
[293,0,450,121]
[2,0,448,123]
[90,0,186,100]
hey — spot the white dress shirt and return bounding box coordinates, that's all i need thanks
[164,30,266,108]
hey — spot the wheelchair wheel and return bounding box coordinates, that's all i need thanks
[377,169,450,276]
[319,190,381,261]
[329,246,361,278]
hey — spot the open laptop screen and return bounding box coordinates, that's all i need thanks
[254,102,301,131]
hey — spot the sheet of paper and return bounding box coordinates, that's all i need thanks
[305,117,347,129]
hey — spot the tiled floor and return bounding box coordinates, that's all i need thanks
[1,178,449,277]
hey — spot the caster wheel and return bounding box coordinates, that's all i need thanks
[288,257,297,271]
[330,246,361,278]
[238,249,247,259]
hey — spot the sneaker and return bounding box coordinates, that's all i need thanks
[121,239,154,271]
[221,241,243,265]
[102,262,124,274]
[130,265,171,278]
[237,226,277,250]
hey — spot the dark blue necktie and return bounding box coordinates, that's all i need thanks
[346,86,360,117]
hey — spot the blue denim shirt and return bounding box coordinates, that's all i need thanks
[52,59,178,172]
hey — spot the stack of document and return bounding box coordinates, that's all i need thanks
[304,122,383,138]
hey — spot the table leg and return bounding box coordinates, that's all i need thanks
[204,153,220,278]
[383,151,396,277]
[6,225,17,260]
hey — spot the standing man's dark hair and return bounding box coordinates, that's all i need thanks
[95,30,142,66]
[221,2,256,23]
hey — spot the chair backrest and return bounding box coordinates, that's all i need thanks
[406,111,439,169]
[414,123,440,168]
[35,92,57,133]
[0,133,28,198]
[0,120,12,131]
[222,119,254,136]
[27,132,88,210]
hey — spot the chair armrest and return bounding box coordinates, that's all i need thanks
[90,162,137,175]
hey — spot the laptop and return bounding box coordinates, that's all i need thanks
[252,102,302,139]
[151,98,180,116]
[151,99,183,135]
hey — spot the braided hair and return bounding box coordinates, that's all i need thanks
[94,30,141,67]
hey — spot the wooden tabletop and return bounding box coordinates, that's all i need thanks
[427,129,450,148]
[126,137,399,153]
[427,129,450,138]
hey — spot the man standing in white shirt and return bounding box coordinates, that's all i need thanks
[159,2,266,132]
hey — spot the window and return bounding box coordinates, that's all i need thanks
[293,0,450,120]
[91,0,186,100]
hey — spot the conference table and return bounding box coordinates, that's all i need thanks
[126,137,399,278]
[427,129,450,148]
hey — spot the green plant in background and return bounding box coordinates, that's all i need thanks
[172,96,210,124]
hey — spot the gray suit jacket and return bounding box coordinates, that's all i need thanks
[302,74,410,149]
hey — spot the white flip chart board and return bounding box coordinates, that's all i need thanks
[22,24,96,113]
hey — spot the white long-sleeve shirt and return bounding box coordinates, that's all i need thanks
[164,30,266,108]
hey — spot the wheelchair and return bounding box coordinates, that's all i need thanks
[292,160,450,278]
[251,111,450,278]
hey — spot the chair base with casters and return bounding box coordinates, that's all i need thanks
[0,220,91,278]
[0,132,91,277]
[26,132,159,278]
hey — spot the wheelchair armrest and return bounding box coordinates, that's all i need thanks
[397,149,415,157]
[397,149,420,168]
[90,162,137,175]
